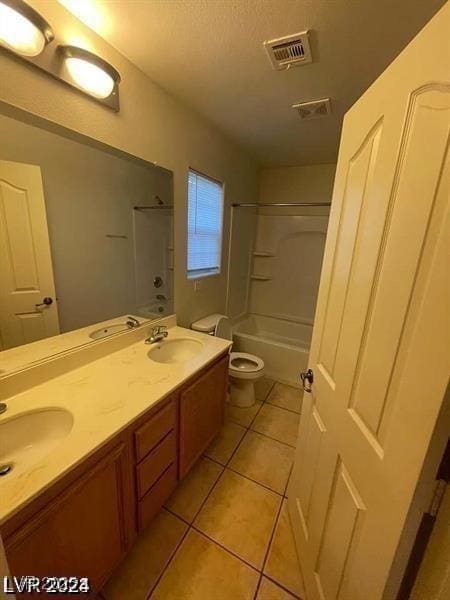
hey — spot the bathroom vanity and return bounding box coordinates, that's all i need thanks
[0,317,230,596]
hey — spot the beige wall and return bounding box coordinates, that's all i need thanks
[0,0,258,327]
[259,163,336,206]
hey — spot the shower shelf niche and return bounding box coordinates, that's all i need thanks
[250,274,272,281]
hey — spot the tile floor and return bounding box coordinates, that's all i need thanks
[101,378,304,600]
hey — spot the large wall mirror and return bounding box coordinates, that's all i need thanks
[0,105,174,374]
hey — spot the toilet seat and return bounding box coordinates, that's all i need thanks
[229,352,264,380]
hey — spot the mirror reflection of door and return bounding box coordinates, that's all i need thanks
[0,160,59,350]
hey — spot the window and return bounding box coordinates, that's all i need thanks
[187,169,224,279]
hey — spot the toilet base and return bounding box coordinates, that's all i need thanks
[229,377,256,408]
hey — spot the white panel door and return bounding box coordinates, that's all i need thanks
[288,5,450,600]
[0,161,59,349]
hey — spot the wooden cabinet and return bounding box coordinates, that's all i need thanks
[5,443,132,597]
[179,354,228,478]
[2,352,228,596]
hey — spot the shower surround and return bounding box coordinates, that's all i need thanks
[233,210,329,384]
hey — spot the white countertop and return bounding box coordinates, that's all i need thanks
[0,323,231,525]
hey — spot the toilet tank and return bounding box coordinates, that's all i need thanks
[191,313,226,335]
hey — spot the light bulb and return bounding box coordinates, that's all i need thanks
[65,56,115,99]
[0,2,46,56]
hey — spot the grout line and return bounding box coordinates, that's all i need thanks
[247,398,265,429]
[265,400,301,416]
[203,453,228,469]
[252,495,284,600]
[148,463,229,598]
[224,427,251,467]
[248,427,297,449]
[225,464,285,497]
[261,379,276,403]
[163,505,191,527]
[253,575,263,600]
[146,522,191,599]
[284,464,294,497]
[191,467,227,522]
[191,525,261,573]
[263,574,301,599]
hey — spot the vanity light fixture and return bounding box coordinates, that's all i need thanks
[0,0,54,57]
[61,45,120,100]
[0,2,120,110]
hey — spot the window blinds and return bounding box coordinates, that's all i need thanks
[187,170,223,279]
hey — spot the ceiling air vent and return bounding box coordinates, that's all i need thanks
[292,98,332,120]
[264,31,312,70]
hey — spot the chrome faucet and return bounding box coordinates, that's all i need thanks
[145,325,168,344]
[126,316,140,328]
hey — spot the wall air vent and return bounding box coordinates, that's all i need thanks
[292,98,332,120]
[264,31,312,70]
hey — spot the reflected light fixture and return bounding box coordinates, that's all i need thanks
[0,0,54,57]
[61,45,120,100]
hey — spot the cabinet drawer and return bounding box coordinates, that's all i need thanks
[138,464,177,531]
[136,432,176,499]
[134,399,176,462]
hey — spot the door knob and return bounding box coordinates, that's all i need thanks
[35,296,53,309]
[300,368,314,393]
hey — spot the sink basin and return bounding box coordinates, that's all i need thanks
[0,408,73,478]
[89,323,130,340]
[148,338,204,363]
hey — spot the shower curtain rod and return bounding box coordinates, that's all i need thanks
[231,202,331,207]
[133,205,174,210]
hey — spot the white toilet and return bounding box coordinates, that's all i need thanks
[191,314,264,408]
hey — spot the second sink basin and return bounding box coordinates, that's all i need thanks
[0,408,74,478]
[147,338,204,363]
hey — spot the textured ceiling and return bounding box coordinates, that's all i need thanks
[59,0,445,166]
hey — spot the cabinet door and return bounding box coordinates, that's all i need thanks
[5,443,131,596]
[179,354,228,478]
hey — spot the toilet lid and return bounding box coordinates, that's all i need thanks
[229,352,264,373]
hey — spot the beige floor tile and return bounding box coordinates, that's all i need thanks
[226,400,263,428]
[204,421,246,465]
[267,383,302,414]
[264,501,305,598]
[255,377,276,402]
[165,457,223,522]
[103,509,187,600]
[194,469,281,569]
[151,529,259,600]
[229,431,294,494]
[257,577,298,599]
[251,404,299,447]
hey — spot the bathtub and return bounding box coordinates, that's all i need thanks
[232,314,311,385]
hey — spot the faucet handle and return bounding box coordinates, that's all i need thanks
[152,325,167,335]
